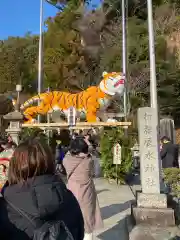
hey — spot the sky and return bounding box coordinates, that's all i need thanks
[0,0,59,39]
[0,0,102,40]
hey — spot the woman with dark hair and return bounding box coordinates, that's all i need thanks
[2,139,84,240]
[63,137,103,240]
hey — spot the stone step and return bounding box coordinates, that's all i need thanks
[129,224,180,240]
[132,207,175,227]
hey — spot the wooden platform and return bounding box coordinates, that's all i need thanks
[22,121,131,129]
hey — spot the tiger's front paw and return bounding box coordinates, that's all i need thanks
[24,118,37,124]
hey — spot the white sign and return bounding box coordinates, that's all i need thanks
[113,143,122,165]
[67,107,76,126]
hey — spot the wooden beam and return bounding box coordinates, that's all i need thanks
[37,126,129,130]
[98,112,125,118]
[22,121,131,129]
[25,126,99,130]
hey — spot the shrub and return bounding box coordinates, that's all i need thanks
[163,168,180,198]
[100,127,135,184]
[19,128,48,144]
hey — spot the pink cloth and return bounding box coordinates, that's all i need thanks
[63,153,103,233]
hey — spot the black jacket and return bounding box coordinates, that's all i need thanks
[1,175,84,240]
[160,142,179,168]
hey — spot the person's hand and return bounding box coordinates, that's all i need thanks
[84,136,91,146]
[84,135,90,141]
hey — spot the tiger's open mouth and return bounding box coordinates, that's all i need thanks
[114,79,124,88]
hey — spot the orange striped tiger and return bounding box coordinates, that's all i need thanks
[21,71,125,123]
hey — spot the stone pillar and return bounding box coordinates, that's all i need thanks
[130,107,175,240]
[138,107,161,194]
[3,111,23,145]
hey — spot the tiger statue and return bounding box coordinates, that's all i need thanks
[21,71,125,124]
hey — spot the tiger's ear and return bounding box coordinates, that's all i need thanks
[102,71,108,77]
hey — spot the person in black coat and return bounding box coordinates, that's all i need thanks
[1,138,84,240]
[160,136,179,168]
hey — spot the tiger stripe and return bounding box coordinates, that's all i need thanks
[22,71,124,123]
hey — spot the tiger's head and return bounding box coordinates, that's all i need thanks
[99,71,125,96]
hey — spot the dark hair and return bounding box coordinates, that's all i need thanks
[8,139,55,185]
[69,137,88,155]
[161,136,171,142]
[72,133,79,139]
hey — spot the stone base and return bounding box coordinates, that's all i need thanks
[137,192,167,208]
[133,207,175,227]
[129,224,180,240]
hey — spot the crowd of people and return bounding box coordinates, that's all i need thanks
[0,130,179,240]
[0,132,103,240]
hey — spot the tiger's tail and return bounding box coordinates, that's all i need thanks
[20,95,42,110]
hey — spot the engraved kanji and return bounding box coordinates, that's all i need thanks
[144,150,155,161]
[146,177,156,186]
[144,137,153,147]
[144,125,152,135]
[144,164,155,172]
[144,112,152,122]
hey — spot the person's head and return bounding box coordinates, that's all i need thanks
[161,136,171,144]
[69,137,89,156]
[72,132,79,140]
[8,138,55,185]
[78,130,83,136]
